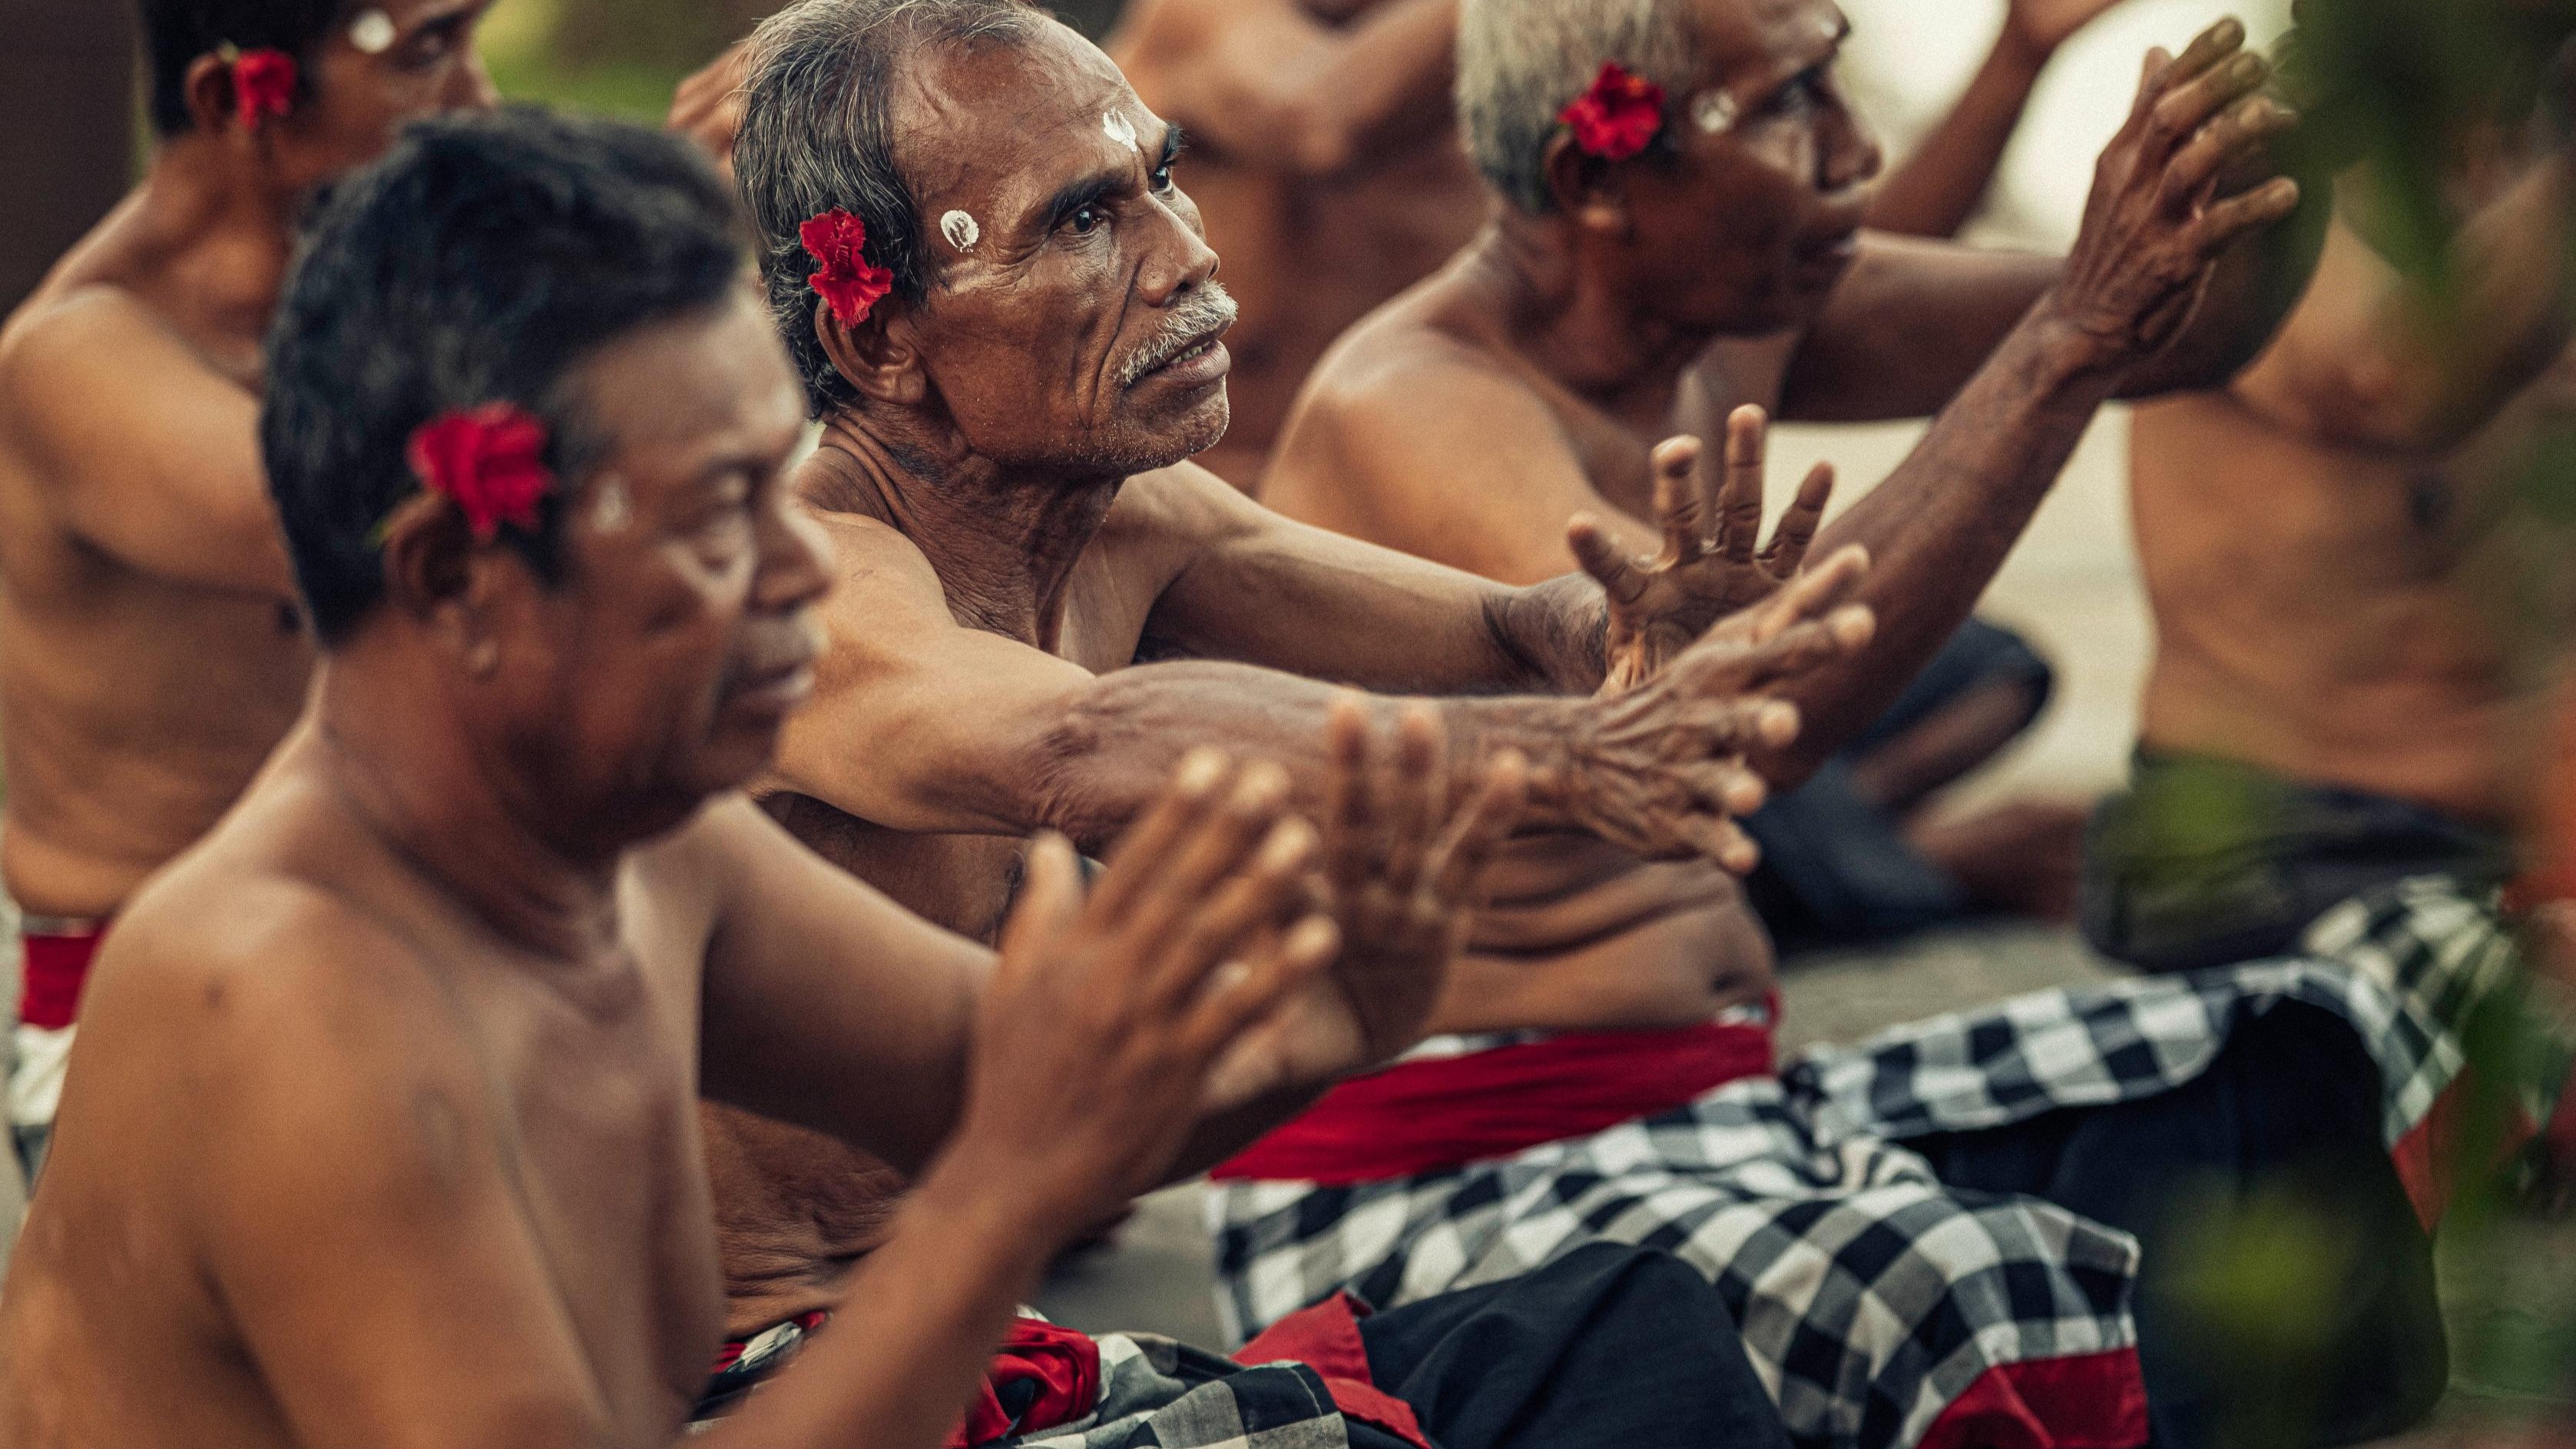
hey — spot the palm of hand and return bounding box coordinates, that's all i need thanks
[1574,416,1835,697]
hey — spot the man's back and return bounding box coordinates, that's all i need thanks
[0,191,310,920]
[0,730,729,1447]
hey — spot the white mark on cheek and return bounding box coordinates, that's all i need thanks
[1690,91,1739,135]
[592,476,633,533]
[1103,110,1141,152]
[940,209,981,250]
[348,8,397,54]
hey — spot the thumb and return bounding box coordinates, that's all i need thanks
[1568,515,1650,605]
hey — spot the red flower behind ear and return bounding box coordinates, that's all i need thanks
[800,208,895,327]
[406,403,555,543]
[231,48,298,128]
[1560,62,1666,161]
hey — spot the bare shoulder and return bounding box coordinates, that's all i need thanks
[0,285,197,449]
[1280,297,1574,500]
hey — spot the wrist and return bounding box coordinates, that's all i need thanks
[909,1139,1092,1275]
[2021,290,2137,385]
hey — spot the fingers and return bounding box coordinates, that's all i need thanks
[2157,94,2298,214]
[1746,542,1869,644]
[1116,761,1294,953]
[1715,407,1768,565]
[1649,436,1707,565]
[994,831,1085,992]
[2187,176,2303,253]
[1427,749,1530,904]
[1180,915,1342,1059]
[1382,706,1446,897]
[1762,463,1835,576]
[1144,816,1318,1009]
[1673,812,1763,875]
[2147,38,2268,161]
[1568,516,1651,606]
[1319,694,1374,897]
[1735,608,1876,691]
[1090,748,1232,920]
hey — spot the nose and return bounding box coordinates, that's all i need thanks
[1819,99,1881,194]
[455,48,502,114]
[756,492,835,615]
[1134,197,1220,310]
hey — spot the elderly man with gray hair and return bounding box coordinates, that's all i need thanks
[711,3,2561,1449]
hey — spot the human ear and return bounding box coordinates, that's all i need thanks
[378,496,503,674]
[816,303,929,409]
[182,52,240,134]
[1539,132,1632,236]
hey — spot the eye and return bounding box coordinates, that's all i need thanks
[1150,162,1177,194]
[1068,204,1106,235]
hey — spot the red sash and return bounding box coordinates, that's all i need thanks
[18,920,108,1032]
[1210,1019,1776,1185]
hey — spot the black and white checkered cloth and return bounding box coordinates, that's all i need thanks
[1210,877,2571,1449]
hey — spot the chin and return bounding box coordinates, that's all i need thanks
[1091,391,1231,474]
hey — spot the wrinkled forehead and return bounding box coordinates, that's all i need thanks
[561,294,806,492]
[890,22,1155,236]
[1683,0,1847,88]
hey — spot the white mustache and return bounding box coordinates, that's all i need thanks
[1119,283,1238,386]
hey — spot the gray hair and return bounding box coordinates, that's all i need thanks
[1456,0,1694,214]
[736,0,1050,416]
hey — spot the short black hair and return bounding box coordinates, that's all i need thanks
[138,0,347,136]
[736,0,1047,416]
[262,106,747,645]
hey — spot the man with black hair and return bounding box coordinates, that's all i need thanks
[0,105,1794,1449]
[0,0,500,1182]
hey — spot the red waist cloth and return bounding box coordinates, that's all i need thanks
[1210,1019,1776,1184]
[18,920,108,1032]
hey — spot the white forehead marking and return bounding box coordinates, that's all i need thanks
[1103,110,1141,152]
[940,209,981,250]
[1689,91,1739,135]
[348,8,397,54]
[591,476,633,532]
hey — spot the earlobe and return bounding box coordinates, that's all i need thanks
[815,304,928,408]
[378,499,489,662]
[1538,133,1628,235]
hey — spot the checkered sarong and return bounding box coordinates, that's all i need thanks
[1210,877,2572,1449]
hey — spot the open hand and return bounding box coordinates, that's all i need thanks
[954,751,1338,1237]
[1206,701,1526,1105]
[1569,406,1836,695]
[1562,547,1875,867]
[2048,19,2303,365]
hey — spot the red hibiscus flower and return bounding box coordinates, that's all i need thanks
[1559,62,1666,162]
[231,48,298,129]
[406,403,555,543]
[800,207,895,327]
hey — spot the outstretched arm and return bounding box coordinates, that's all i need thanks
[1866,0,2130,238]
[770,496,1859,866]
[1112,0,1458,177]
[1760,22,2303,786]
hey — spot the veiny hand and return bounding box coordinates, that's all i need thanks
[951,751,1339,1238]
[2004,0,2131,60]
[1569,405,1836,696]
[2048,18,2303,366]
[1205,701,1526,1106]
[1563,547,1876,867]
[668,41,752,182]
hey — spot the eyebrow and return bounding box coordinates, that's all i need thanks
[1031,121,1190,232]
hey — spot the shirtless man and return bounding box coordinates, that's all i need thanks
[719,6,2529,1446]
[2086,32,2576,970]
[0,106,1805,1449]
[1104,0,2133,489]
[0,0,501,1179]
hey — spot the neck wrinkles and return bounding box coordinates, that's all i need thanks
[811,412,1121,648]
[310,656,624,962]
[1467,216,1720,413]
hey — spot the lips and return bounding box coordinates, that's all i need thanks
[1129,324,1230,385]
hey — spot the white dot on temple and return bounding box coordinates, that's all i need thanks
[941,210,981,250]
[1690,91,1738,135]
[348,8,397,55]
[1103,111,1141,152]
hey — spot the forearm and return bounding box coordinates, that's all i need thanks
[1757,306,2117,785]
[1866,33,2049,239]
[1041,662,1604,854]
[695,1157,1056,1449]
[1483,572,1611,694]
